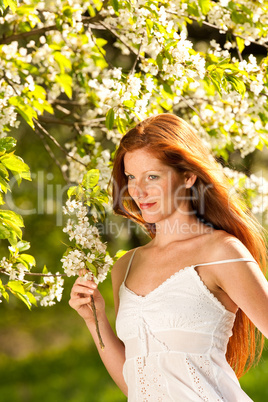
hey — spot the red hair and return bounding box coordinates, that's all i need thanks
[111,113,267,378]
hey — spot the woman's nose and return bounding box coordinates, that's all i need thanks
[130,181,148,199]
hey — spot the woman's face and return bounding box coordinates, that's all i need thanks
[123,148,193,224]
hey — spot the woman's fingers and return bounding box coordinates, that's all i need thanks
[71,283,95,296]
[69,295,92,310]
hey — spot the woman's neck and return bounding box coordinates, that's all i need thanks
[151,213,214,249]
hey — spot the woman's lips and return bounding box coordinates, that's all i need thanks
[140,202,157,209]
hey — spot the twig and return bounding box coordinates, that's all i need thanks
[33,118,87,166]
[90,295,105,349]
[55,104,72,115]
[129,35,144,75]
[180,95,201,118]
[0,269,66,277]
[99,21,142,58]
[88,27,114,69]
[35,129,70,182]
[0,24,58,45]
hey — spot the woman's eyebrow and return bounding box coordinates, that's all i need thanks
[124,169,164,174]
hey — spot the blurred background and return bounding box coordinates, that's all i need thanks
[0,19,268,402]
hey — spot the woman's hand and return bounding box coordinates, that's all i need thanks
[69,276,106,326]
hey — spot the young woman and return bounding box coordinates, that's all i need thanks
[69,114,268,401]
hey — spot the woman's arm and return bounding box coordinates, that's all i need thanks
[69,251,133,396]
[213,234,268,338]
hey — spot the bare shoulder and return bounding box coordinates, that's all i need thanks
[111,247,140,293]
[111,247,139,316]
[210,230,255,261]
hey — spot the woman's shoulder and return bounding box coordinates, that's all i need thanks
[111,247,139,287]
[210,230,254,261]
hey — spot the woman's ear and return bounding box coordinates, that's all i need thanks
[184,172,197,189]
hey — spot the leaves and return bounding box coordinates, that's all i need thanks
[105,108,115,130]
[82,169,100,189]
[55,74,73,99]
[0,209,24,241]
[6,280,36,309]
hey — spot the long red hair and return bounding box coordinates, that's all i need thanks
[111,113,267,378]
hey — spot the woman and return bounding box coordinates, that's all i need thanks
[69,114,268,401]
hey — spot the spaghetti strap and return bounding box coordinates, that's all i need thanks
[123,247,140,283]
[192,257,258,268]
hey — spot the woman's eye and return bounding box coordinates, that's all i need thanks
[126,175,134,180]
[148,175,159,180]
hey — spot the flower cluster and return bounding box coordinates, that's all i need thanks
[39,274,64,307]
[0,245,65,307]
[61,199,113,284]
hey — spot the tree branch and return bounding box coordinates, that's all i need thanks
[180,95,202,118]
[129,35,144,75]
[166,11,268,50]
[38,116,105,126]
[33,118,87,166]
[99,21,143,58]
[88,27,114,69]
[0,15,107,45]
[35,129,70,183]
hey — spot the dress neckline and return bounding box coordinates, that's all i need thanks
[122,246,257,316]
[122,265,236,317]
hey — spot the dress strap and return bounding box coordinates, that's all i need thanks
[123,247,140,283]
[192,257,258,268]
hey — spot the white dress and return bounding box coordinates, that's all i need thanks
[116,247,257,401]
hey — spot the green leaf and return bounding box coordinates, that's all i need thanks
[0,192,5,205]
[146,18,153,36]
[18,254,36,268]
[198,0,211,14]
[3,0,17,12]
[67,186,77,198]
[9,97,37,129]
[114,249,127,260]
[82,169,99,189]
[0,153,31,184]
[55,74,73,99]
[105,108,115,130]
[0,209,24,240]
[0,222,11,239]
[16,240,31,252]
[7,280,32,309]
[86,261,97,277]
[209,72,222,96]
[54,51,72,73]
[116,116,127,134]
[226,75,246,97]
[236,37,245,54]
[164,39,178,51]
[156,53,163,70]
[0,137,16,153]
[0,279,9,302]
[0,209,24,227]
[0,164,9,180]
[81,135,95,145]
[0,175,10,193]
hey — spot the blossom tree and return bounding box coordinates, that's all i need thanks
[0,0,267,311]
